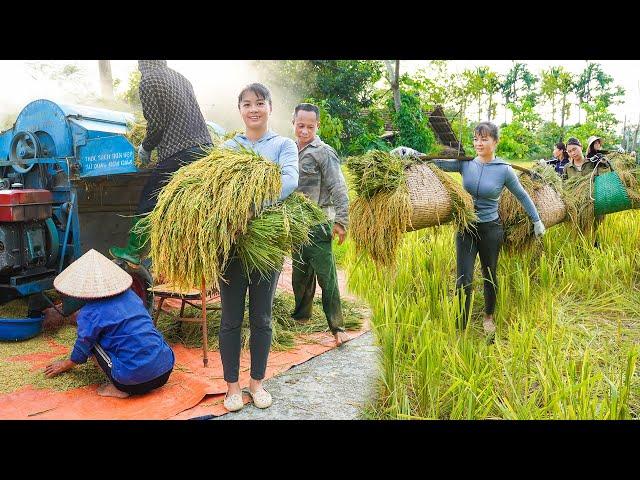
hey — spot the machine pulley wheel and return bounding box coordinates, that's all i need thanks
[9,131,42,174]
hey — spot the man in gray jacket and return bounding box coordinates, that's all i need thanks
[290,103,350,346]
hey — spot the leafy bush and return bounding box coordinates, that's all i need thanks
[392,91,438,154]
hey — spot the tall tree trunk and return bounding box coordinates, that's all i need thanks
[622,116,627,150]
[487,93,493,121]
[561,95,566,128]
[551,97,556,124]
[98,60,114,100]
[633,113,640,151]
[384,60,401,113]
[477,95,481,122]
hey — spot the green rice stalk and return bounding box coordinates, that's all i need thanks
[606,152,637,171]
[140,146,282,290]
[126,112,159,168]
[235,192,327,278]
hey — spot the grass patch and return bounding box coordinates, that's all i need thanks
[345,209,640,419]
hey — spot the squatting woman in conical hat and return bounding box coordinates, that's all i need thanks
[43,249,175,398]
[391,121,545,339]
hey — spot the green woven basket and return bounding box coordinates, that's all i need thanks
[594,171,632,216]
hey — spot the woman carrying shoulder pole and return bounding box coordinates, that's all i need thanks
[392,121,545,337]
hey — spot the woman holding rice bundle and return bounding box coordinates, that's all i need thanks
[392,121,545,336]
[219,83,299,412]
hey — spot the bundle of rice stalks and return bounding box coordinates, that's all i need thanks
[140,146,323,290]
[126,112,159,168]
[347,150,410,198]
[563,173,597,236]
[235,192,326,276]
[349,185,413,267]
[347,151,476,268]
[210,128,243,147]
[499,163,565,250]
[563,161,640,237]
[606,152,637,171]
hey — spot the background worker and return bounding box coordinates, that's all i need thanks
[391,121,545,338]
[290,103,350,346]
[44,249,175,398]
[563,137,611,245]
[539,141,569,176]
[585,135,607,160]
[563,137,611,180]
[219,83,299,412]
[110,60,212,265]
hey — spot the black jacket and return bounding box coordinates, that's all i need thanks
[138,60,212,161]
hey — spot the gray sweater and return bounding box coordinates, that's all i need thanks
[432,157,540,223]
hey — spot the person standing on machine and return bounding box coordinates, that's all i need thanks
[109,60,212,265]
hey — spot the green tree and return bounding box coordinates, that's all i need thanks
[119,70,141,107]
[557,68,575,129]
[256,60,384,153]
[391,90,437,155]
[496,97,543,160]
[500,62,538,123]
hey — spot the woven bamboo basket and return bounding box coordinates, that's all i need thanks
[531,184,567,228]
[405,163,454,231]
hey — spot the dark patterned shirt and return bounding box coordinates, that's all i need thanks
[139,63,212,161]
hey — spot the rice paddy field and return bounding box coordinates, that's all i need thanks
[342,161,640,420]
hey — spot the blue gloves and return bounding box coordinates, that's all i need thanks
[533,220,546,237]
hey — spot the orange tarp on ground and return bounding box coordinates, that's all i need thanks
[0,328,368,420]
[0,261,368,419]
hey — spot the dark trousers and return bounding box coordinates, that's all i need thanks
[455,219,504,328]
[291,222,344,334]
[218,256,281,383]
[92,344,172,395]
[136,145,211,216]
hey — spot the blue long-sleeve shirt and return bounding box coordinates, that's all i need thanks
[70,289,175,385]
[223,130,299,202]
[431,157,541,223]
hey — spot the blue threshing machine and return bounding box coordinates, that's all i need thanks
[0,99,223,332]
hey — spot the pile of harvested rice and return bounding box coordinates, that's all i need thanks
[346,151,475,267]
[563,154,640,237]
[140,146,325,289]
[126,112,159,168]
[157,292,366,352]
[499,163,564,250]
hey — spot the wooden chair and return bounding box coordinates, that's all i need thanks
[150,282,220,367]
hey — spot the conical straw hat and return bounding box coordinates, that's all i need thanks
[54,249,133,299]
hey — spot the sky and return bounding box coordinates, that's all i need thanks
[1,60,638,135]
